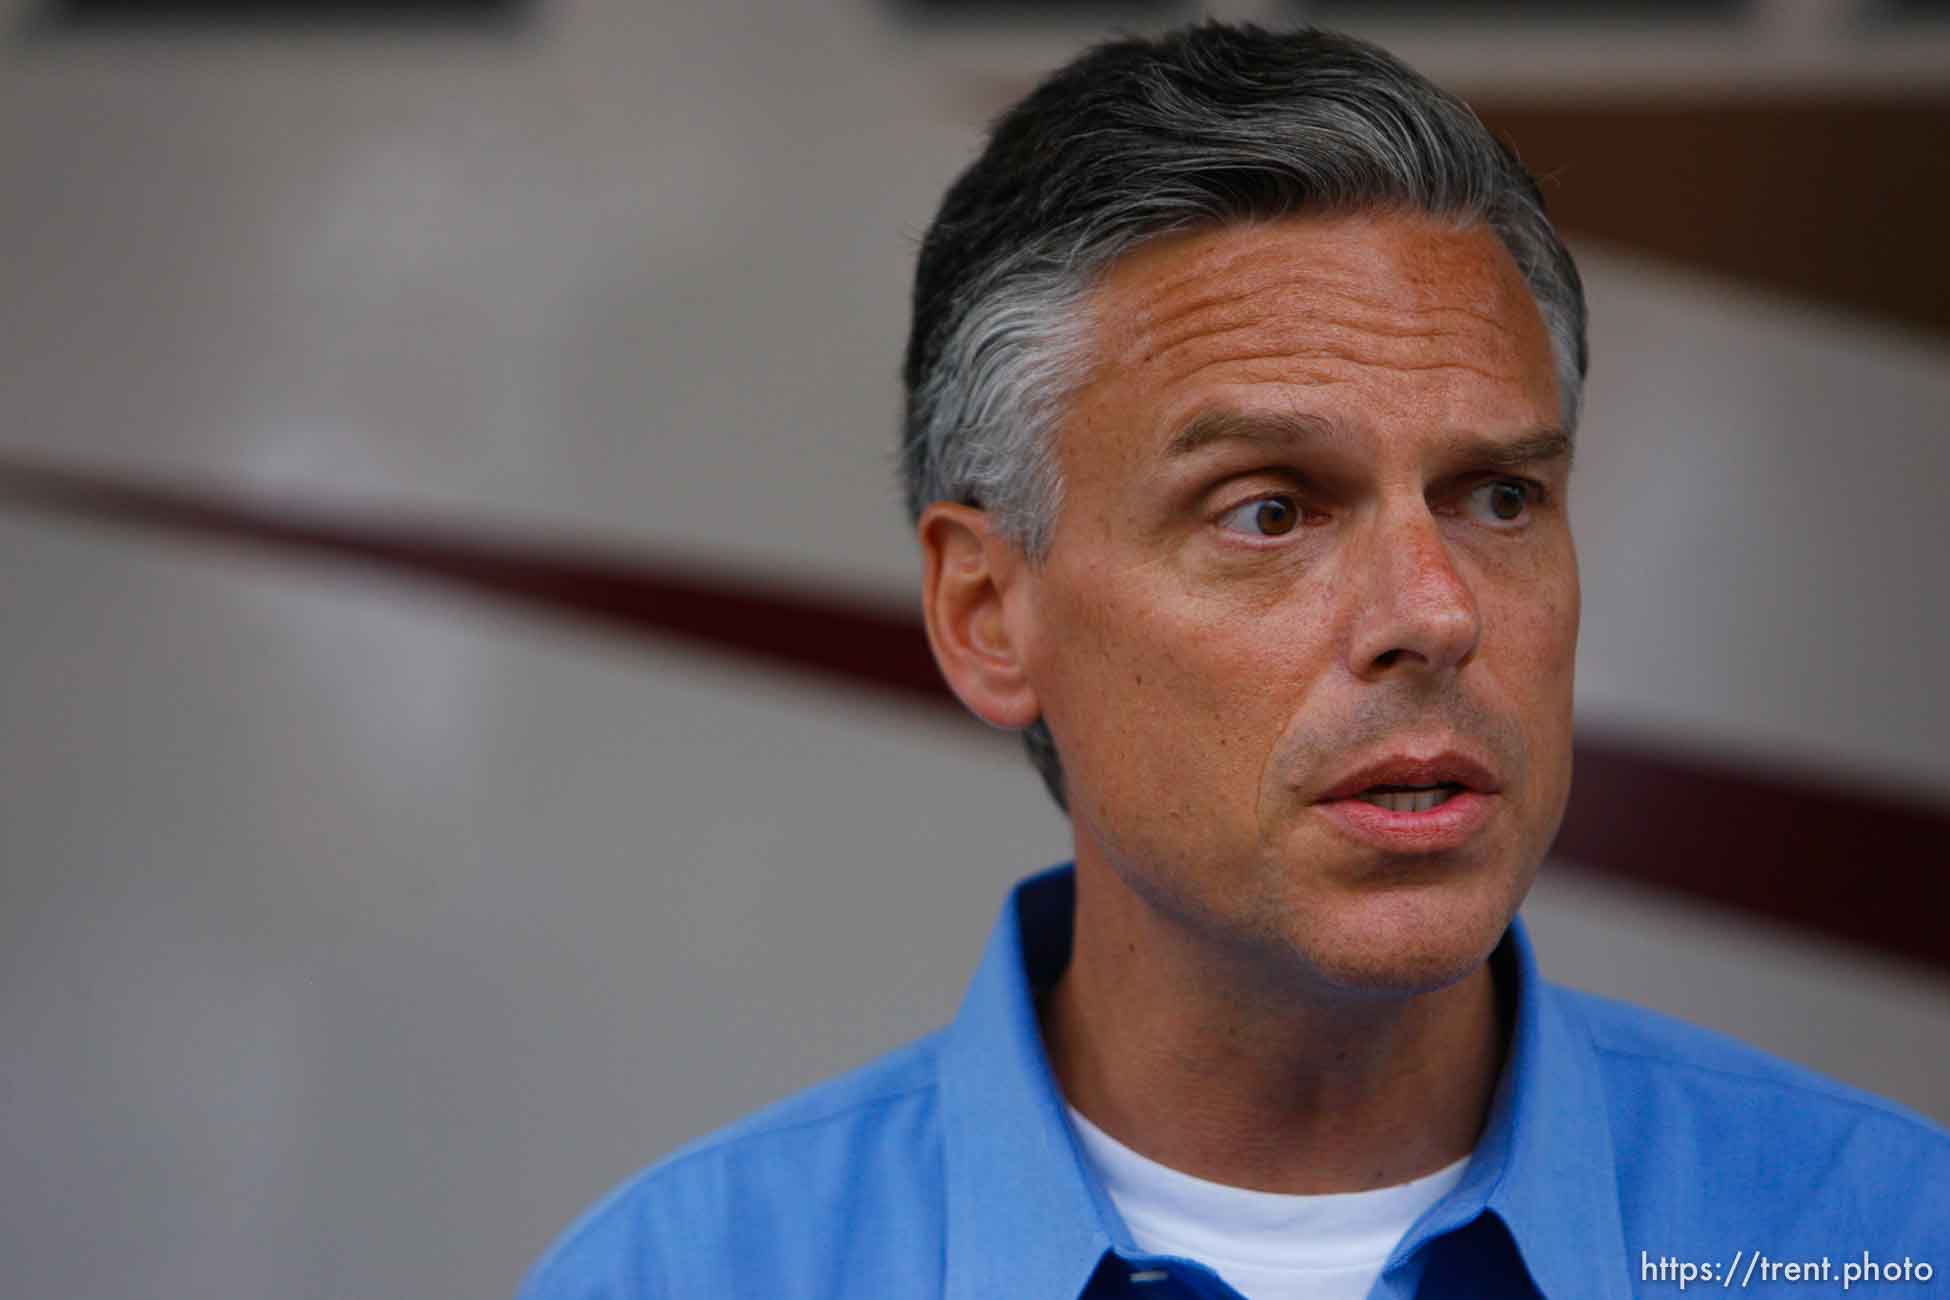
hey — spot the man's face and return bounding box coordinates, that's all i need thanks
[1022,212,1578,997]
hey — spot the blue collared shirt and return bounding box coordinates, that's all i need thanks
[521,866,1950,1299]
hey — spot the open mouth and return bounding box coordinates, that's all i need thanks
[1352,783,1464,813]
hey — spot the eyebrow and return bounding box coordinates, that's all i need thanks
[1162,409,1348,459]
[1459,428,1576,471]
[1162,409,1574,470]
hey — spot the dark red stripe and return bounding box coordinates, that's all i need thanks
[0,455,946,706]
[4,455,1946,973]
[1555,741,1949,974]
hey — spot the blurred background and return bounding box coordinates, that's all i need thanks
[1,0,1946,1296]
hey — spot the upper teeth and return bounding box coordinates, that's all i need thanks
[1357,787,1455,813]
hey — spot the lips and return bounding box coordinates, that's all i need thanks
[1312,749,1502,854]
[1316,751,1500,804]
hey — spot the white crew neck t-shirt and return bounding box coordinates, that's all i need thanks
[1067,1106,1469,1300]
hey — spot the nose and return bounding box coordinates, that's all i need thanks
[1344,504,1481,682]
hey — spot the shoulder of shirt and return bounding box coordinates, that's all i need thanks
[1548,979,1950,1144]
[517,1029,947,1299]
[653,1026,946,1165]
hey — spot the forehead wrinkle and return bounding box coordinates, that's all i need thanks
[1112,276,1531,381]
[1100,213,1534,324]
[1102,221,1537,324]
[1150,336,1536,399]
[1143,312,1529,368]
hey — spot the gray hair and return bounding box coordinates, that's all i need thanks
[899,23,1588,811]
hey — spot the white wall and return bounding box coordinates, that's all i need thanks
[2,2,1945,1297]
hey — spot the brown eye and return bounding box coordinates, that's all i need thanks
[1468,479,1535,527]
[1255,497,1297,535]
[1219,494,1301,538]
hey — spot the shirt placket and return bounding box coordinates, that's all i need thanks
[1083,1250,1252,1300]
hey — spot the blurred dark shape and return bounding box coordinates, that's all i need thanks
[39,0,534,29]
[1301,0,1744,18]
[1876,0,1950,17]
[888,0,1185,19]
[1477,96,1950,338]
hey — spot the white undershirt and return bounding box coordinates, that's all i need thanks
[1067,1106,1468,1300]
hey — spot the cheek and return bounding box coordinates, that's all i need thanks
[1035,568,1280,827]
[1486,555,1579,806]
[1517,579,1578,687]
[1484,533,1578,686]
[1540,554,1581,697]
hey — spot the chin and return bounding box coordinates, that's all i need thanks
[1263,868,1529,1001]
[1301,940,1493,1002]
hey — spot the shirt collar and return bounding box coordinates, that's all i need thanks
[938,866,1119,1300]
[1391,913,1633,1300]
[937,864,1631,1300]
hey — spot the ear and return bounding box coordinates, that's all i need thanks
[918,502,1041,731]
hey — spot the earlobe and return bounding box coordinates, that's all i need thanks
[918,503,1042,731]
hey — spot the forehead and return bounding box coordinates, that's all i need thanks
[1067,212,1560,461]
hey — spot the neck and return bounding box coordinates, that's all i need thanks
[1038,860,1508,1195]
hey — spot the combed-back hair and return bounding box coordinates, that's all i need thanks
[899,23,1587,811]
